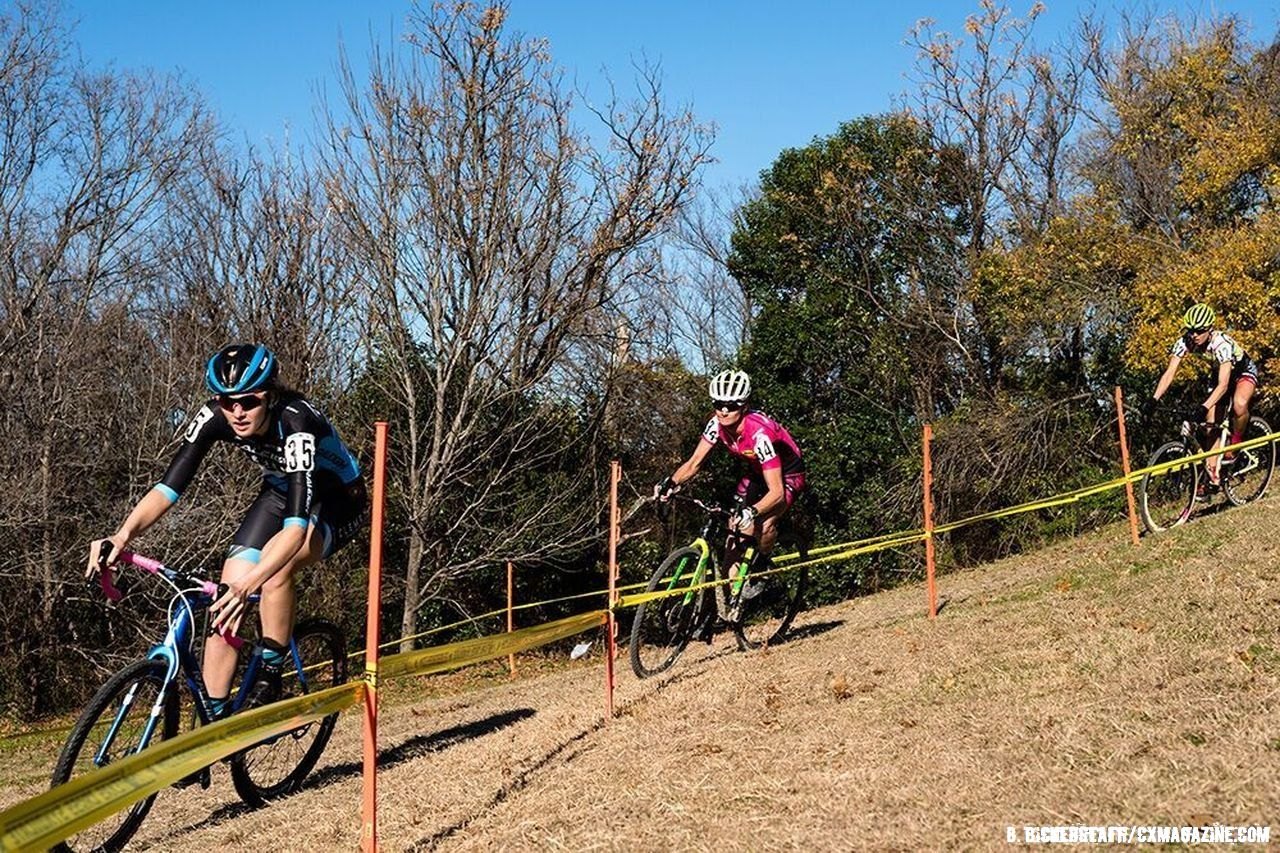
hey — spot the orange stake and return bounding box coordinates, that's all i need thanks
[923,423,938,620]
[605,460,620,719]
[1115,387,1141,546]
[507,561,516,676]
[362,422,388,853]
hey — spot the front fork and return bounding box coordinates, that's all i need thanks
[91,632,185,769]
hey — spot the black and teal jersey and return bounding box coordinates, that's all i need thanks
[157,394,362,524]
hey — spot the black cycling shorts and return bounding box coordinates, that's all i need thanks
[227,478,368,563]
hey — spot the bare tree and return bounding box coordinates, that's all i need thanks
[906,1,1098,389]
[0,1,221,714]
[319,2,712,648]
[655,185,754,374]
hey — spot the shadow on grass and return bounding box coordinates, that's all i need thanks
[410,635,794,850]
[786,619,845,641]
[163,708,536,837]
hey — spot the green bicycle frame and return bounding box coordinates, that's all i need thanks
[673,538,712,605]
[666,537,756,605]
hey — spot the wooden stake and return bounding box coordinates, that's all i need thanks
[605,460,620,719]
[923,423,937,620]
[1114,386,1142,546]
[506,561,516,676]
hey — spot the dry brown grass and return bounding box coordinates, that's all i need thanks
[4,498,1280,850]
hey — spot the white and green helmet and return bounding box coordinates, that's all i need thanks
[708,369,751,402]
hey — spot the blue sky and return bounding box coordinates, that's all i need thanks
[66,1,1280,190]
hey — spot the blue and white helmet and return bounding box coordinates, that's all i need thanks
[708,369,751,403]
[205,343,278,394]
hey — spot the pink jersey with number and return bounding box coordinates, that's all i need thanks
[700,409,804,476]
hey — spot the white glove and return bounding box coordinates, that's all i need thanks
[731,505,758,530]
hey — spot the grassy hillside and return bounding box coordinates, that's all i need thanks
[3,498,1279,849]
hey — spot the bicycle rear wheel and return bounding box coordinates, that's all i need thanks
[1139,441,1198,533]
[629,547,706,678]
[1222,416,1275,506]
[732,559,808,651]
[51,658,177,853]
[229,618,346,807]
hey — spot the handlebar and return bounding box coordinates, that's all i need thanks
[98,550,220,602]
[662,493,731,517]
[95,549,247,650]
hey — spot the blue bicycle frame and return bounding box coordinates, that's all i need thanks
[90,553,304,769]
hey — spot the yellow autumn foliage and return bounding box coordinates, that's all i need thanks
[1126,210,1280,376]
[1102,18,1279,217]
[977,205,1157,352]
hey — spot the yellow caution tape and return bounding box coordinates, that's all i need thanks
[366,586,619,657]
[0,681,363,852]
[7,429,1275,849]
[379,610,605,681]
[933,430,1279,536]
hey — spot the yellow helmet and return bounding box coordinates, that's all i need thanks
[1181,303,1216,331]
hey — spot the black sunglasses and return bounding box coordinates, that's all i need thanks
[713,400,744,412]
[217,393,266,412]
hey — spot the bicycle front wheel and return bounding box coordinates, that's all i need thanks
[51,658,177,853]
[733,560,808,651]
[629,547,706,678]
[1139,441,1198,534]
[1222,416,1275,507]
[229,618,346,807]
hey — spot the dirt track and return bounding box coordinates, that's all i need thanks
[4,499,1280,850]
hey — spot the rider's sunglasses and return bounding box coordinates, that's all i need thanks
[217,393,266,413]
[713,400,744,412]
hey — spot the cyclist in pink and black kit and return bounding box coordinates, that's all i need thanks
[655,370,805,573]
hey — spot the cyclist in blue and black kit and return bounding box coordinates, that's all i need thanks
[86,344,367,715]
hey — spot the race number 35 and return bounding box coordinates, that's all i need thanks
[284,433,316,472]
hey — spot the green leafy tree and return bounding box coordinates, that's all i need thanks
[727,114,967,595]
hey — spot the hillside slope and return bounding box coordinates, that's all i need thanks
[4,499,1280,849]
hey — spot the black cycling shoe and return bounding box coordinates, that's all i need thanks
[174,766,211,790]
[245,666,282,708]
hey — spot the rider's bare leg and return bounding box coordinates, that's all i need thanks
[724,508,784,570]
[1230,380,1256,447]
[258,526,324,649]
[202,527,324,701]
[203,556,259,700]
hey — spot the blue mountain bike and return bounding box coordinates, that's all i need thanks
[50,551,346,852]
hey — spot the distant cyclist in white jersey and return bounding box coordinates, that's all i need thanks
[1151,303,1260,484]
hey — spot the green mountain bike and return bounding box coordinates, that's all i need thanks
[629,495,808,678]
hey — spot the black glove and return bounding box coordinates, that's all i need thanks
[654,476,678,502]
[1140,396,1157,421]
[1185,404,1210,426]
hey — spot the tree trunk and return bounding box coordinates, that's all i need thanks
[400,534,423,653]
[40,426,53,623]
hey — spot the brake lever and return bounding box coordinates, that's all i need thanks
[96,550,124,604]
